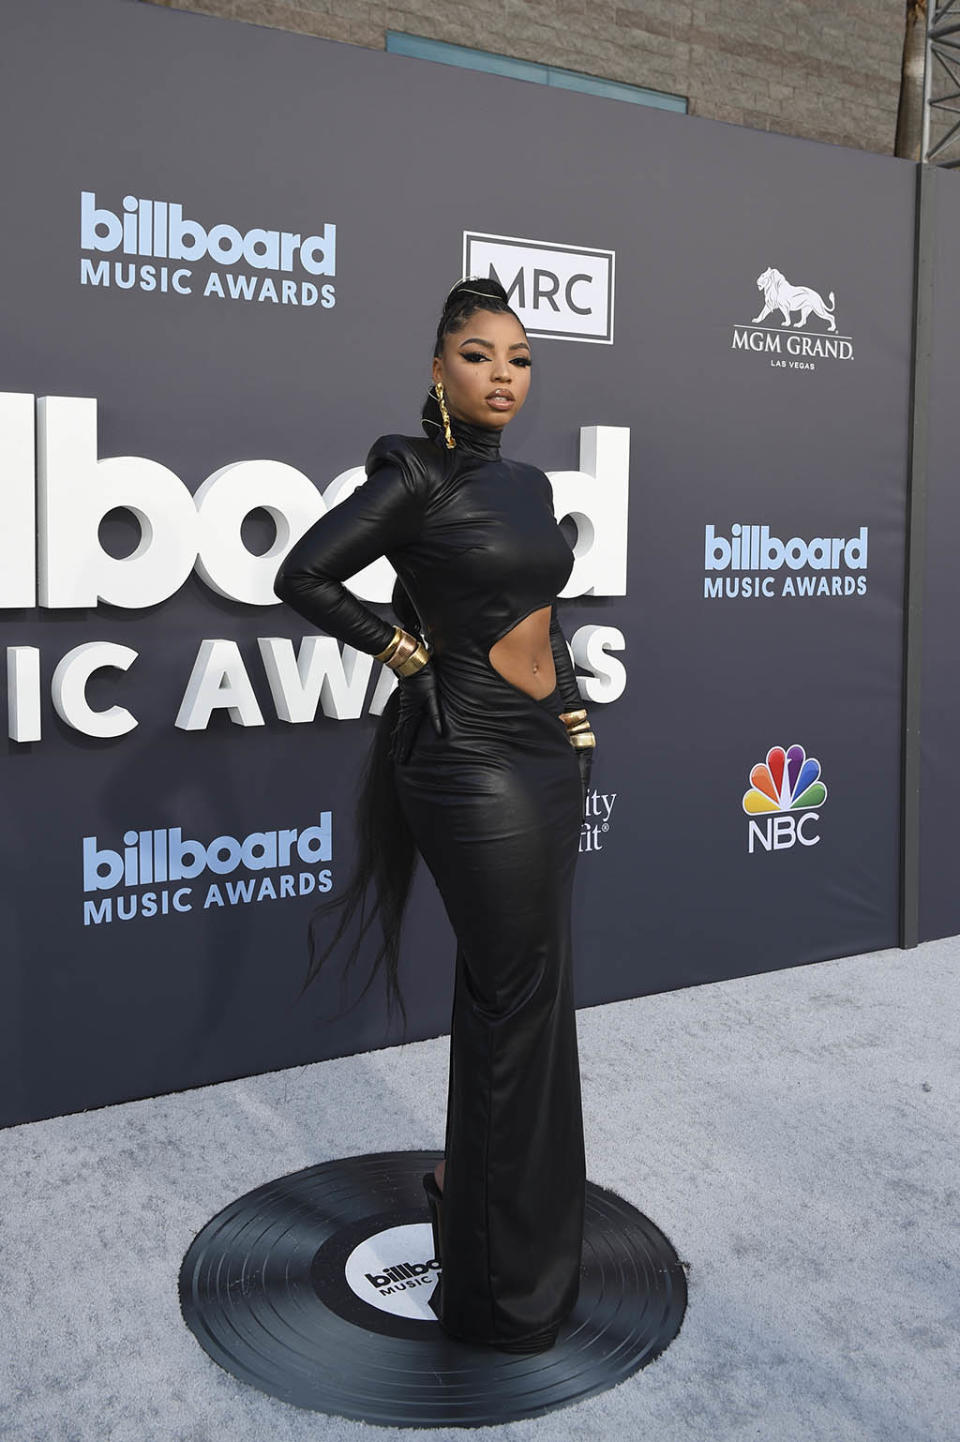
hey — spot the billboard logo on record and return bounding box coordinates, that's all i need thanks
[743,744,827,853]
[462,232,615,343]
[345,1224,441,1319]
[731,266,854,368]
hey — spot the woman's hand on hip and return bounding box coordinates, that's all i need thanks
[391,657,445,764]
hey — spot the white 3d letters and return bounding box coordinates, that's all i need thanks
[2,393,631,610]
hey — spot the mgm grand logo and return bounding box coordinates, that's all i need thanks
[731,267,854,369]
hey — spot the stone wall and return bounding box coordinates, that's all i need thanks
[144,0,907,156]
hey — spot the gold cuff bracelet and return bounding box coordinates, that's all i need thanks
[374,626,404,664]
[393,640,430,676]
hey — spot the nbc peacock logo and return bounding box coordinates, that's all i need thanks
[742,743,827,854]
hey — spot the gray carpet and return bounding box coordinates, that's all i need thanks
[1,937,957,1441]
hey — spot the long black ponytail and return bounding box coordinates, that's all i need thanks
[297,577,422,1036]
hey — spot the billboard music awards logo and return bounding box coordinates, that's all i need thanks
[731,266,854,370]
[1,394,629,743]
[742,744,827,854]
[81,818,333,926]
[463,231,615,343]
[79,190,337,307]
[704,522,868,599]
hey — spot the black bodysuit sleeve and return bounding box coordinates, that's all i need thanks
[538,471,584,711]
[273,435,430,655]
[549,602,584,712]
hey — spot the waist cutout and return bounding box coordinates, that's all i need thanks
[535,683,564,711]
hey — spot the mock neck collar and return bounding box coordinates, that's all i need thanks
[431,410,503,460]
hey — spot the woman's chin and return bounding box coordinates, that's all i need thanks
[449,402,516,430]
[480,406,515,428]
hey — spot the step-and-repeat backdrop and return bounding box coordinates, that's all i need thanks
[0,0,918,1125]
[920,167,960,943]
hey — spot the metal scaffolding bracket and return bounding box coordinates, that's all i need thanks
[924,0,960,162]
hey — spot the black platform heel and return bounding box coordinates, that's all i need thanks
[420,1169,560,1354]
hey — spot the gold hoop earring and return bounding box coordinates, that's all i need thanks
[435,380,456,450]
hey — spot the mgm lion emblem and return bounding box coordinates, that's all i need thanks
[752,267,837,331]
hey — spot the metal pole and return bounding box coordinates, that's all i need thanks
[922,0,933,163]
[900,160,935,948]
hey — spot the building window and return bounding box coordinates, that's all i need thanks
[385,32,687,112]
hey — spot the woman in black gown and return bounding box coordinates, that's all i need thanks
[273,277,597,1355]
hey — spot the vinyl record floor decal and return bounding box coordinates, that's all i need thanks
[178,1149,687,1427]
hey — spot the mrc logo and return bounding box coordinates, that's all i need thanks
[462,232,615,343]
[742,743,828,854]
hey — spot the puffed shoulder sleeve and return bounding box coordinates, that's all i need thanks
[273,434,429,655]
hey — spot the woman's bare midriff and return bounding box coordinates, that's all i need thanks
[487,604,557,700]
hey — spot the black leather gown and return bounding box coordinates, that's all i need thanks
[274,410,586,1349]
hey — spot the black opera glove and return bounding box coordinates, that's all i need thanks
[390,657,446,765]
[575,745,594,825]
[560,705,595,825]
